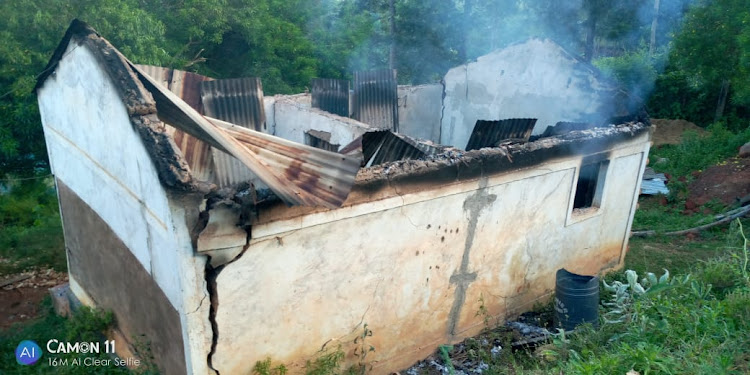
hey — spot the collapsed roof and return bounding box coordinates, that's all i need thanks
[35,20,650,210]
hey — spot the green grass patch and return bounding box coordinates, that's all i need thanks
[0,178,66,276]
[471,219,750,375]
[649,123,750,180]
[633,123,750,234]
[0,299,151,374]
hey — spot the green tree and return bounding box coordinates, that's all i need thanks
[0,0,170,175]
[671,0,750,122]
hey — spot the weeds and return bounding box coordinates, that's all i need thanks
[305,345,345,375]
[253,357,288,375]
[0,177,65,275]
[525,219,750,374]
[474,294,491,330]
[0,300,132,374]
[351,323,375,375]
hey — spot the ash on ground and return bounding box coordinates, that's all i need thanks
[400,312,553,375]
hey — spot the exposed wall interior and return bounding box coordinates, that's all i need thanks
[397,84,443,143]
[36,20,652,375]
[269,95,373,150]
[440,39,632,148]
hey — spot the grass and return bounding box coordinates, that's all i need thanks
[648,123,750,181]
[0,177,66,276]
[0,299,146,374]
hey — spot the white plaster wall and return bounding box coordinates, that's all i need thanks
[441,39,620,148]
[273,96,372,148]
[210,134,649,374]
[264,96,277,135]
[37,43,185,313]
[397,84,443,142]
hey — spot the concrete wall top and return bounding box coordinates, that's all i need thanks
[441,39,623,148]
[271,95,373,149]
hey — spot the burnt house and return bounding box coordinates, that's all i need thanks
[36,20,650,374]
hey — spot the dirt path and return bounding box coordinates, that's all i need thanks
[0,268,68,331]
[685,156,750,211]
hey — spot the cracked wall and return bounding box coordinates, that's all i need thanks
[206,132,649,374]
[37,39,212,375]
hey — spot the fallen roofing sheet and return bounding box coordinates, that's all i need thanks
[201,77,268,188]
[640,167,669,195]
[465,118,538,150]
[129,62,362,208]
[359,130,447,167]
[305,130,340,152]
[136,65,215,181]
[541,121,593,138]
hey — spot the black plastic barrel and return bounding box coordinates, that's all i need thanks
[554,268,600,331]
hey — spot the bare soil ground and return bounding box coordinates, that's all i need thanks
[685,156,750,210]
[0,268,68,331]
[650,118,706,146]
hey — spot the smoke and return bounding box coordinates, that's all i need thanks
[309,0,695,87]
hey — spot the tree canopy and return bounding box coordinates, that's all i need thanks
[0,0,747,176]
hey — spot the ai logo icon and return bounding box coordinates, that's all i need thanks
[15,340,42,365]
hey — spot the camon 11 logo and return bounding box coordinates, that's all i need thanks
[16,340,42,365]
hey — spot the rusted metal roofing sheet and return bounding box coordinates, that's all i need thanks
[200,77,269,187]
[465,118,538,151]
[361,130,444,167]
[201,78,267,132]
[352,69,399,131]
[130,62,361,208]
[311,78,350,117]
[209,117,361,207]
[136,65,215,181]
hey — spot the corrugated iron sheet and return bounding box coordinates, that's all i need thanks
[352,69,399,131]
[201,78,267,132]
[136,65,215,181]
[200,77,268,187]
[311,78,350,117]
[209,117,361,207]
[361,130,443,167]
[305,130,340,152]
[131,62,361,208]
[465,118,538,151]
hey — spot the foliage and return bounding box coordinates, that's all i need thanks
[536,221,750,375]
[253,357,288,375]
[0,177,65,275]
[0,0,170,175]
[0,302,136,374]
[648,123,750,198]
[304,344,346,375]
[601,269,671,324]
[667,0,750,121]
[594,48,662,102]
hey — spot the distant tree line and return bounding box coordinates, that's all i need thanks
[0,0,748,176]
